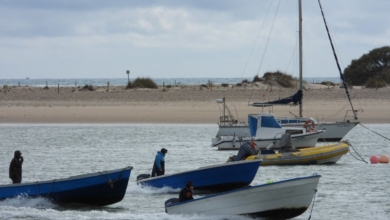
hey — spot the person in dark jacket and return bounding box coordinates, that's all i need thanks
[179,181,194,202]
[9,150,24,184]
[151,148,168,177]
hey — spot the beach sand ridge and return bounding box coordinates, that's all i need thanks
[1,84,389,124]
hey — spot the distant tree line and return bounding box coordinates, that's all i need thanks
[246,46,390,89]
[343,46,390,88]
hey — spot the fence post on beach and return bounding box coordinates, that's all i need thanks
[18,82,20,87]
[107,81,110,92]
[163,82,165,91]
[75,82,77,88]
[58,84,59,94]
[211,81,212,91]
[3,85,8,94]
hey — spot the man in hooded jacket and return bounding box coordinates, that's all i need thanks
[151,148,168,177]
[9,150,24,184]
[179,181,194,202]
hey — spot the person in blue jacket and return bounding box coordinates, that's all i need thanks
[151,148,168,177]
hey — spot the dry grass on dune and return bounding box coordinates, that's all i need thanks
[0,83,389,107]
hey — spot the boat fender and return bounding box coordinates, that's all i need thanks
[266,142,274,150]
[137,174,151,181]
[303,120,315,132]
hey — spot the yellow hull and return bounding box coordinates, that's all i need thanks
[245,142,350,165]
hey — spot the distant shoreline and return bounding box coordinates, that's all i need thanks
[1,83,389,124]
[0,76,342,87]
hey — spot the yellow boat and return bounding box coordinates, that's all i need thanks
[227,141,350,166]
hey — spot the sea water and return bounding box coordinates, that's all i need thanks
[0,124,389,220]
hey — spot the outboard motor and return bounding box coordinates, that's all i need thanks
[279,133,300,153]
[164,198,179,213]
[136,174,151,182]
[228,142,257,162]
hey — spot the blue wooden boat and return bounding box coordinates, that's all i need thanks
[0,166,132,206]
[137,160,261,192]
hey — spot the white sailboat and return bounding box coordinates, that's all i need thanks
[215,97,358,142]
[214,0,359,142]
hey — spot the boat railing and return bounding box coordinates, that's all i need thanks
[217,97,241,126]
[219,115,237,126]
[343,109,363,122]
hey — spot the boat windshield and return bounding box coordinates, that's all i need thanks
[261,116,282,129]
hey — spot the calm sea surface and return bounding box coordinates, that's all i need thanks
[0,124,389,220]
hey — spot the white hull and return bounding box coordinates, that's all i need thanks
[166,175,320,219]
[216,121,358,142]
[317,154,345,164]
[212,131,323,150]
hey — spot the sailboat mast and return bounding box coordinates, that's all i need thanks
[223,97,226,123]
[298,0,303,118]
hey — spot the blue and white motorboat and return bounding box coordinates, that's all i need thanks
[212,113,324,150]
[0,166,133,206]
[137,160,261,192]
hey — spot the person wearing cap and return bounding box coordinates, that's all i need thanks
[151,148,168,177]
[9,150,24,184]
[179,181,194,202]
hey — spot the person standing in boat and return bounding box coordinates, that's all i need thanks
[179,181,194,202]
[151,148,168,177]
[9,150,24,184]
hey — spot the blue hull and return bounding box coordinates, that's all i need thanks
[0,166,132,206]
[138,160,260,191]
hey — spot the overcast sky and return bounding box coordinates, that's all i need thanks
[1,0,389,79]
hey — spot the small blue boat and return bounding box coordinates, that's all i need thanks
[137,160,261,191]
[0,166,132,206]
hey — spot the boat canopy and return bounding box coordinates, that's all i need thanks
[248,114,282,137]
[251,90,303,107]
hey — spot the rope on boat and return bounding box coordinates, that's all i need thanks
[346,141,368,163]
[241,0,273,80]
[34,179,57,197]
[358,123,390,142]
[35,182,40,196]
[317,0,358,121]
[307,189,317,220]
[47,179,56,196]
[248,0,282,105]
[100,166,131,188]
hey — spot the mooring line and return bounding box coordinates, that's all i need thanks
[358,123,390,142]
[307,189,317,220]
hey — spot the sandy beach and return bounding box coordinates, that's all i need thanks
[1,83,389,124]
